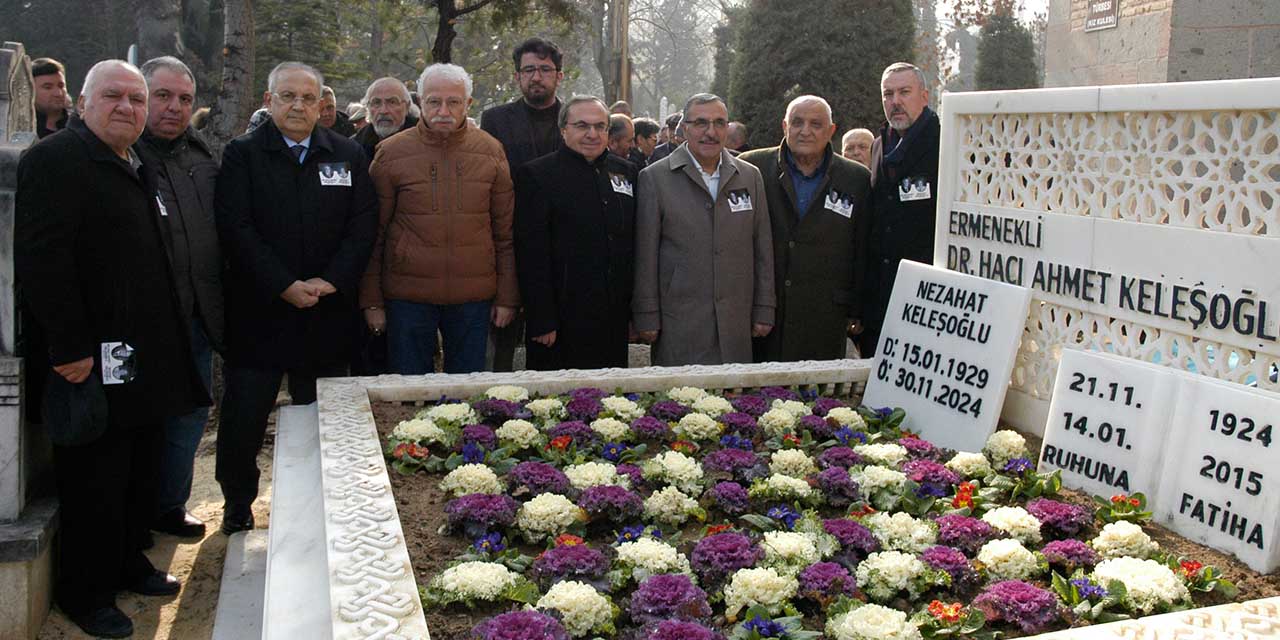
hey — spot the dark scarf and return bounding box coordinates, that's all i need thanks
[881,105,935,172]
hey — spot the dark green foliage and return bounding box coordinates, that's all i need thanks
[727,0,915,149]
[0,0,135,96]
[253,0,359,92]
[711,6,744,101]
[974,11,1039,91]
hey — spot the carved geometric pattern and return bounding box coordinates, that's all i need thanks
[955,110,1280,396]
[1027,596,1280,639]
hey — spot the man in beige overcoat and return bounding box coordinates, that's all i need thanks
[633,93,776,366]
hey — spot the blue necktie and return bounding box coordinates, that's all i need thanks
[291,145,306,165]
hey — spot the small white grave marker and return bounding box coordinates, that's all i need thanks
[863,260,1031,451]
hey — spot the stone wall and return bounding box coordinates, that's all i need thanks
[1167,0,1280,82]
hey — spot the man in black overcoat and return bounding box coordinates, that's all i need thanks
[214,62,377,534]
[861,62,941,356]
[514,96,637,370]
[16,59,208,639]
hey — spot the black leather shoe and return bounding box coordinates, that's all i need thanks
[127,570,181,597]
[221,503,255,535]
[153,508,207,538]
[66,605,133,638]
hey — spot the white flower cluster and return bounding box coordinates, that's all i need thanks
[495,419,542,450]
[855,550,928,601]
[759,409,798,438]
[432,561,518,601]
[564,461,629,490]
[1092,557,1191,614]
[526,398,567,423]
[763,473,813,499]
[1091,521,1159,559]
[425,402,478,428]
[483,385,529,402]
[824,407,867,430]
[771,399,812,418]
[760,531,820,574]
[643,486,699,526]
[982,506,1044,544]
[853,465,908,494]
[615,537,691,575]
[769,449,817,478]
[589,418,631,442]
[977,538,1042,581]
[642,451,704,493]
[724,567,799,618]
[853,443,909,467]
[864,512,937,553]
[691,395,734,417]
[675,413,723,441]
[536,580,614,637]
[439,464,503,497]
[601,396,644,421]
[983,430,1028,466]
[667,386,708,405]
[516,492,583,540]
[391,418,448,445]
[946,451,993,478]
[826,603,923,640]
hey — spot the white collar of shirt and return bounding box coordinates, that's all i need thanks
[690,148,723,197]
[284,134,312,160]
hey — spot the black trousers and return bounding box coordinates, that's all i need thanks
[215,362,346,506]
[490,313,523,372]
[54,420,164,614]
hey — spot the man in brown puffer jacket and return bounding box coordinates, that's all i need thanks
[360,63,519,373]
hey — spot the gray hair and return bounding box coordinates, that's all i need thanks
[267,62,324,94]
[362,77,411,107]
[842,128,874,145]
[682,92,726,118]
[320,85,336,101]
[881,62,926,91]
[140,55,196,92]
[558,95,609,128]
[785,95,832,123]
[418,63,473,99]
[80,59,144,100]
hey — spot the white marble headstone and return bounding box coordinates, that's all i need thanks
[1155,378,1280,573]
[863,261,1032,451]
[1037,349,1178,499]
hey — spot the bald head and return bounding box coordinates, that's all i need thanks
[785,95,833,123]
[78,60,148,155]
[841,128,874,166]
[783,94,836,162]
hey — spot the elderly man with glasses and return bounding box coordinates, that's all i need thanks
[352,76,418,159]
[633,93,775,366]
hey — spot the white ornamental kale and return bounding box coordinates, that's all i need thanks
[600,396,645,421]
[495,419,543,450]
[824,407,867,430]
[675,413,723,441]
[642,486,700,526]
[565,461,630,490]
[723,567,798,618]
[425,402,479,428]
[526,398,567,424]
[615,537,691,576]
[945,451,993,478]
[516,492,583,540]
[760,531,820,574]
[771,399,812,418]
[667,386,709,405]
[983,430,1028,466]
[641,451,704,493]
[976,538,1043,581]
[853,465,908,494]
[431,561,519,601]
[855,550,929,602]
[691,394,734,418]
[826,603,923,640]
[759,408,799,438]
[853,443,909,467]
[590,417,632,442]
[863,512,937,553]
[439,464,504,497]
[483,385,530,402]
[769,449,817,478]
[1092,557,1191,614]
[390,418,448,445]
[536,580,615,637]
[1091,521,1160,559]
[982,506,1044,544]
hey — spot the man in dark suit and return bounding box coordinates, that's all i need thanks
[214,62,377,534]
[648,111,683,164]
[16,59,208,639]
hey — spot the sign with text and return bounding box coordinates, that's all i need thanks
[1085,0,1120,32]
[1155,378,1280,573]
[864,261,1032,451]
[1038,349,1178,499]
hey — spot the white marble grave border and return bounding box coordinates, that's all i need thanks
[298,359,1278,639]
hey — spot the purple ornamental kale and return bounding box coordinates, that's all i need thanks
[822,518,879,557]
[816,466,861,508]
[566,397,604,422]
[569,387,609,401]
[903,459,962,496]
[579,485,644,523]
[707,481,750,515]
[899,435,940,460]
[616,463,645,488]
[471,609,570,640]
[690,532,764,582]
[935,514,997,556]
[462,424,498,450]
[628,574,713,626]
[973,580,1062,634]
[473,399,532,424]
[703,448,759,475]
[446,493,520,537]
[531,543,610,584]
[818,447,863,470]
[1026,498,1093,540]
[1041,539,1100,569]
[648,401,691,421]
[509,461,572,496]
[641,620,726,640]
[797,561,857,599]
[759,386,801,401]
[811,397,847,417]
[631,416,672,439]
[718,413,759,438]
[729,395,769,417]
[800,414,837,440]
[921,545,971,579]
[548,420,597,447]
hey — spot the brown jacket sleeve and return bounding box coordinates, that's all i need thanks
[358,147,398,309]
[489,150,520,308]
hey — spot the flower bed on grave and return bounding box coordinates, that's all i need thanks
[374,384,1260,640]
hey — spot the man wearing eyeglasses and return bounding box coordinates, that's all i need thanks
[633,93,776,366]
[214,61,378,535]
[481,37,566,371]
[514,96,637,370]
[352,77,418,159]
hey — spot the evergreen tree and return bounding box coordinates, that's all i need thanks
[974,9,1039,90]
[710,6,743,101]
[253,0,358,93]
[727,0,915,149]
